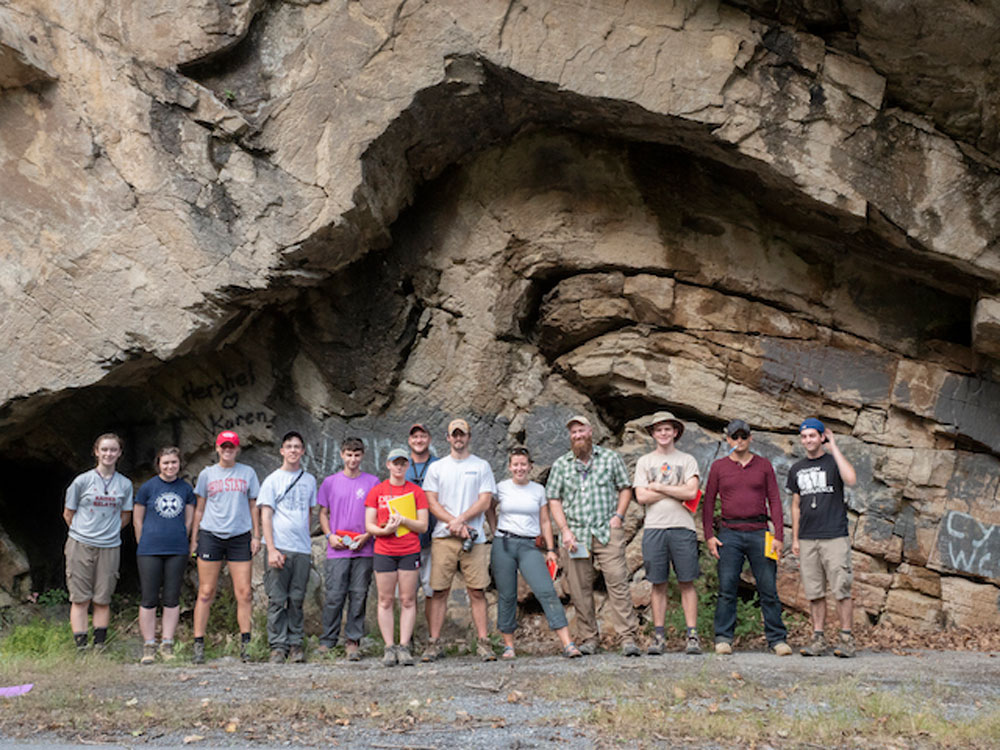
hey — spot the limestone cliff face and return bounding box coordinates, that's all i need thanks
[1,0,998,629]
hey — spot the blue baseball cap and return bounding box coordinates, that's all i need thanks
[799,418,825,434]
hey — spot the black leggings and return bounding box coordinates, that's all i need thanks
[137,554,187,609]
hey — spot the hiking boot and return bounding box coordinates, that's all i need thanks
[140,643,156,665]
[477,638,497,661]
[240,641,251,663]
[621,639,641,657]
[192,641,205,664]
[397,644,415,666]
[382,645,397,667]
[316,643,331,656]
[772,641,793,656]
[714,641,733,655]
[345,640,361,662]
[833,632,856,659]
[158,641,175,661]
[685,633,702,655]
[421,639,442,662]
[647,634,666,656]
[269,649,286,664]
[289,646,305,663]
[577,640,599,656]
[800,632,828,657]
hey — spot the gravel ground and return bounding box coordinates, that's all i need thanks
[2,648,999,749]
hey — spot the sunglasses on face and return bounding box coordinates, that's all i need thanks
[730,431,750,440]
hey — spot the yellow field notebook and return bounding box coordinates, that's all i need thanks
[389,492,417,537]
[764,530,779,560]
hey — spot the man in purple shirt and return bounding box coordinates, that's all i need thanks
[317,437,379,660]
[702,419,791,656]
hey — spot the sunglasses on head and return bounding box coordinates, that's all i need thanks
[730,431,750,440]
[509,447,532,460]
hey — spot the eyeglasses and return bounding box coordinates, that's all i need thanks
[730,431,750,440]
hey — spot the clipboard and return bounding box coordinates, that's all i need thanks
[683,489,702,514]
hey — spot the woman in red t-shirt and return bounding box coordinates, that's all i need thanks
[365,448,429,666]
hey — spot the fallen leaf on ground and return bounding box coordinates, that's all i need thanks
[125,698,138,706]
[224,722,238,733]
[672,686,686,701]
[507,690,524,703]
[182,735,204,744]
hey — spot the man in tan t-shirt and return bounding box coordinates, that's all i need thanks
[633,411,702,655]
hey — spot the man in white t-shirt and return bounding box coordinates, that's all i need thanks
[259,431,318,664]
[421,418,497,662]
[633,411,702,656]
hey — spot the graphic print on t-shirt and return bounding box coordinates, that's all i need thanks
[155,491,185,519]
[797,466,833,495]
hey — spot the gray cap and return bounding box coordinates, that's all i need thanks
[644,410,685,440]
[725,419,752,437]
[386,447,410,462]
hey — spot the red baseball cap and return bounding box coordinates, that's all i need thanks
[409,423,430,435]
[216,430,240,447]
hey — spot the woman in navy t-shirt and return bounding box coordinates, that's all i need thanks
[133,446,196,664]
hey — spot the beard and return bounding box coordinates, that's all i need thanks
[571,435,593,460]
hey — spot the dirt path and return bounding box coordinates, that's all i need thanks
[2,648,999,749]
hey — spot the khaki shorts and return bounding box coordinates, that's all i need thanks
[429,537,490,591]
[800,536,852,601]
[65,537,120,605]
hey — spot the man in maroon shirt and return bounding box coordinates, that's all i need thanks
[702,419,791,656]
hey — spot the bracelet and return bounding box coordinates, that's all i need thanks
[613,512,625,522]
[546,547,556,553]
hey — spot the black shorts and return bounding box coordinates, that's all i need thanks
[642,527,699,583]
[373,552,421,573]
[197,530,252,562]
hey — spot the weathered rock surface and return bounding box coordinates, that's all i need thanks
[1,1,998,631]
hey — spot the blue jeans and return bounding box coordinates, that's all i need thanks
[713,528,787,646]
[490,536,568,634]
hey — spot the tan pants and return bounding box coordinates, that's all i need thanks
[562,527,638,644]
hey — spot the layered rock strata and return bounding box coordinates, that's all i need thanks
[1,1,998,631]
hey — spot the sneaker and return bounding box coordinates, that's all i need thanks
[289,646,305,664]
[421,640,441,662]
[345,640,361,662]
[382,645,397,667]
[158,641,175,661]
[685,633,702,655]
[833,632,856,659]
[577,640,599,656]
[647,634,665,656]
[477,638,497,661]
[192,641,205,664]
[141,643,156,665]
[316,643,331,656]
[240,641,251,663]
[772,641,793,656]
[269,649,286,664]
[621,639,641,657]
[714,641,733,655]
[397,644,415,666]
[800,632,828,657]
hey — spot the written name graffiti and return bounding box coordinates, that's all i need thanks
[938,511,999,580]
[178,363,274,431]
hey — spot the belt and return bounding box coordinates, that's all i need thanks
[496,530,537,541]
[721,515,768,524]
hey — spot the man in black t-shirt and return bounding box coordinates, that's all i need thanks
[787,418,858,658]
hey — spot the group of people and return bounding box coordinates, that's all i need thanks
[62,410,859,664]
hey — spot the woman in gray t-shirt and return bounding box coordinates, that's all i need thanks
[189,430,261,663]
[62,432,134,651]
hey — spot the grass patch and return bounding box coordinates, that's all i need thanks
[535,669,1000,747]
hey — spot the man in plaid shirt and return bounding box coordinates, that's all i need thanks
[546,415,640,656]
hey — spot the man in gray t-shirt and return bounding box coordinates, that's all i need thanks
[259,431,317,663]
